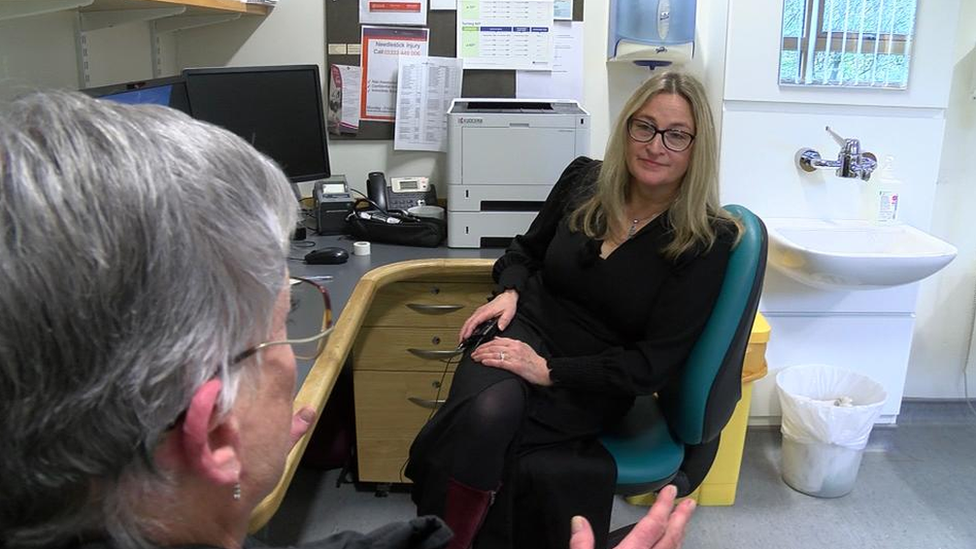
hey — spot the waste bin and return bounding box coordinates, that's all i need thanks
[776,364,886,498]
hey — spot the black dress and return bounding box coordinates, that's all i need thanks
[406,157,733,549]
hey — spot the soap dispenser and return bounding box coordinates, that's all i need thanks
[861,155,903,224]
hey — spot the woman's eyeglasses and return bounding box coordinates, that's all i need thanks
[627,118,696,152]
[232,277,334,365]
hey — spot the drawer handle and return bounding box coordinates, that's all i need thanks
[408,396,446,410]
[408,348,463,360]
[406,303,464,314]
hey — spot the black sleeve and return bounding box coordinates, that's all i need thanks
[492,156,598,295]
[547,232,735,396]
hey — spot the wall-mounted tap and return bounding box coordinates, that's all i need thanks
[796,127,878,180]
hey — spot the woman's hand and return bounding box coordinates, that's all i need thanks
[471,337,552,386]
[569,485,695,549]
[458,289,519,342]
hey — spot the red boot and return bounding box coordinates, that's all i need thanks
[444,478,496,549]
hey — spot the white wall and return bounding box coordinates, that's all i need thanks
[720,0,962,419]
[0,11,79,100]
[909,1,976,399]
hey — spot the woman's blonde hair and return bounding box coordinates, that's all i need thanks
[569,71,740,260]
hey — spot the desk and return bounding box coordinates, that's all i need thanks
[250,236,502,531]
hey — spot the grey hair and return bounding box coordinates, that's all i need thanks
[0,91,298,548]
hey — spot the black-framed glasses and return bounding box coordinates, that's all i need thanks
[627,118,696,152]
[232,277,334,365]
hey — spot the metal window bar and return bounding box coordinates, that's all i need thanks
[802,0,820,83]
[822,0,834,84]
[869,0,884,84]
[853,0,868,85]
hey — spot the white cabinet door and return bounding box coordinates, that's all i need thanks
[751,314,916,423]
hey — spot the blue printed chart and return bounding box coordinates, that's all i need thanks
[457,0,554,70]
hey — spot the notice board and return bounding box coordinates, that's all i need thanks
[325,0,584,141]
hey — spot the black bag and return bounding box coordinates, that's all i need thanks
[347,209,446,248]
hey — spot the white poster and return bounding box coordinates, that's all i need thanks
[457,0,555,70]
[360,26,430,122]
[395,56,464,152]
[359,0,428,26]
[328,64,361,134]
[431,0,457,9]
[516,21,583,105]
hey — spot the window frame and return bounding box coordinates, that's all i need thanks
[780,0,916,88]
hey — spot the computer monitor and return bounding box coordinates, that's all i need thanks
[182,65,331,183]
[81,76,190,113]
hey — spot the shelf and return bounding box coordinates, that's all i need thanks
[0,0,270,22]
[83,0,271,16]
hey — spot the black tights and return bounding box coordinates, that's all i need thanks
[451,378,525,491]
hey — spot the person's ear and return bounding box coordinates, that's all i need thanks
[178,378,242,485]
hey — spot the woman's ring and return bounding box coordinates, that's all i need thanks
[499,351,506,361]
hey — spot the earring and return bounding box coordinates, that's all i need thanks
[233,483,242,501]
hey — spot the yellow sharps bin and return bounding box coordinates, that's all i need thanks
[627,313,770,507]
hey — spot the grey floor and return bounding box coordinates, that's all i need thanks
[259,401,976,548]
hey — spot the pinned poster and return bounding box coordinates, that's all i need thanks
[360,26,430,122]
[553,0,572,19]
[516,21,583,105]
[394,56,463,152]
[328,64,361,135]
[457,0,555,70]
[359,0,428,26]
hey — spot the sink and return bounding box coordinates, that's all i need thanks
[765,218,957,290]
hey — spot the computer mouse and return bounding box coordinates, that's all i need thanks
[304,246,349,265]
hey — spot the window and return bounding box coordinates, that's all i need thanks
[779,0,918,88]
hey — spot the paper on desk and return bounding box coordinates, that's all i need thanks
[360,26,430,122]
[359,0,428,26]
[515,21,583,105]
[394,56,463,152]
[328,64,361,135]
[457,0,555,70]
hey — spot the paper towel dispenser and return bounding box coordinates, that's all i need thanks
[608,0,696,68]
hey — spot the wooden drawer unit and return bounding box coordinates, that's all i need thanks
[363,280,493,328]
[354,326,464,372]
[353,271,492,484]
[354,371,454,483]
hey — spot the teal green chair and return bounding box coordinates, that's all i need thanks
[600,204,768,498]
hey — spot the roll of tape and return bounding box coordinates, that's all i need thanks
[353,241,371,256]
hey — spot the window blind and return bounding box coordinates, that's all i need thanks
[779,0,917,88]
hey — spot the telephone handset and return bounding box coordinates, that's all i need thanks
[366,171,389,212]
[366,172,437,213]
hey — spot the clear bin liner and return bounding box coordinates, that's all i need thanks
[776,364,887,451]
[780,438,865,498]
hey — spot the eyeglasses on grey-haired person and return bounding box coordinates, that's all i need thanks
[627,117,696,153]
[232,276,334,364]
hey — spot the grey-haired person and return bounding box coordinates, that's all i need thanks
[0,90,449,549]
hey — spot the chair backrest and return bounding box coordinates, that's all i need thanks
[658,204,767,445]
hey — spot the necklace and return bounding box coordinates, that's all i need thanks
[626,211,660,239]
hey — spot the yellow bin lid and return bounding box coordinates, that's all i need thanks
[751,313,770,344]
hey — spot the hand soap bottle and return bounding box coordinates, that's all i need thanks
[862,155,903,224]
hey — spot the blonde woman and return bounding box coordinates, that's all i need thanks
[407,71,737,549]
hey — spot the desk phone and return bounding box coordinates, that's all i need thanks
[367,172,437,213]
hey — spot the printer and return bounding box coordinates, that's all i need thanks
[313,175,356,235]
[446,99,590,248]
